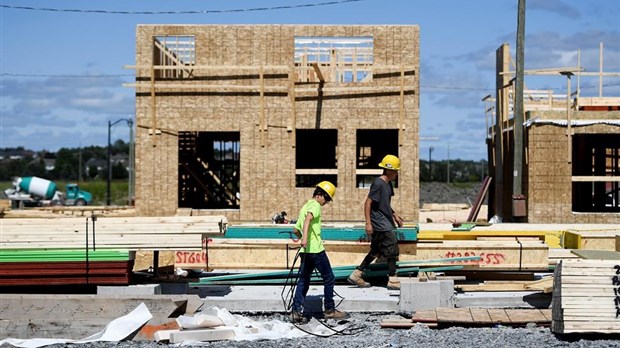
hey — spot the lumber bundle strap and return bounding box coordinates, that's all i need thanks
[0,216,227,251]
[552,259,620,334]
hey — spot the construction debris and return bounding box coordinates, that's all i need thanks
[381,308,551,329]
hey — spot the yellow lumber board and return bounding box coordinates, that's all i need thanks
[560,259,620,267]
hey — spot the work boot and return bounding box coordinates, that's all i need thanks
[290,311,307,323]
[347,269,371,288]
[324,309,348,319]
[387,276,400,290]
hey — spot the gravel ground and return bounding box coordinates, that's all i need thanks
[41,313,620,348]
[419,182,483,205]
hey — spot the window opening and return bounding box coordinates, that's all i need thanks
[154,35,195,79]
[178,131,240,209]
[356,129,399,188]
[295,36,373,83]
[572,134,620,212]
[295,129,338,187]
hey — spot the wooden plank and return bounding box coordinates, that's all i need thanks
[487,309,511,323]
[411,309,438,323]
[469,308,493,323]
[504,309,549,323]
[435,308,473,323]
[467,176,491,222]
[456,283,526,292]
[570,249,620,260]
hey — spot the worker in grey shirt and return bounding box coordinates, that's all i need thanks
[348,154,404,290]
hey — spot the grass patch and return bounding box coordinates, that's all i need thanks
[1,179,131,206]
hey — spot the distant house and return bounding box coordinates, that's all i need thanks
[43,158,56,171]
[85,158,107,177]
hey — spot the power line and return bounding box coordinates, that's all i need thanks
[1,73,132,78]
[0,0,365,15]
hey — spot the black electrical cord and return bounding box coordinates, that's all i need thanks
[280,247,365,337]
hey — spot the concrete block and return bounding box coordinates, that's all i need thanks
[399,279,454,312]
[97,284,161,295]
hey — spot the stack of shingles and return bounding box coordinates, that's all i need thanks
[552,259,620,334]
[0,216,226,286]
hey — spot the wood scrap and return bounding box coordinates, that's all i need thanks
[455,276,553,293]
[381,308,551,329]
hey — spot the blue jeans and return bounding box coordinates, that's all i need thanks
[292,250,336,313]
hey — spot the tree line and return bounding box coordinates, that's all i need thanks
[1,144,488,183]
[0,140,130,182]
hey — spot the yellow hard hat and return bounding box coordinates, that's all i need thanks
[316,181,336,200]
[378,154,401,170]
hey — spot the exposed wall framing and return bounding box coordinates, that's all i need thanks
[129,25,420,222]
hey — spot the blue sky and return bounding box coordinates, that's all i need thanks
[1,0,619,161]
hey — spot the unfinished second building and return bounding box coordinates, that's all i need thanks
[130,25,420,222]
[486,43,620,224]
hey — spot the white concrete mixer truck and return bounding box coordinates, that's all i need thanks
[4,176,93,208]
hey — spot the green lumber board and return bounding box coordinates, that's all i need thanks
[193,265,464,285]
[192,256,477,284]
[451,223,476,231]
[0,249,130,262]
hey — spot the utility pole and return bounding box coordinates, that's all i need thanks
[107,118,133,206]
[447,144,450,184]
[513,0,526,216]
[429,146,435,182]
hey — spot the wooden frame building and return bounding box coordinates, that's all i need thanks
[486,43,620,223]
[129,25,420,222]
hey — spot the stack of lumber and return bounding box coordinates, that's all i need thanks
[0,249,133,286]
[0,216,226,286]
[563,229,620,251]
[552,259,620,334]
[0,216,227,250]
[204,238,548,271]
[381,308,551,329]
